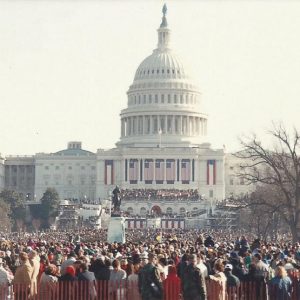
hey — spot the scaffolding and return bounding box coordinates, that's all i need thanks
[206,204,239,230]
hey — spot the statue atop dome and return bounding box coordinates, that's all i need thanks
[162,4,167,17]
[160,4,168,28]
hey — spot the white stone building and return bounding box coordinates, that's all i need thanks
[96,6,225,215]
[4,155,35,200]
[34,141,96,201]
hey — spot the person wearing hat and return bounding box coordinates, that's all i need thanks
[224,264,240,288]
[182,254,206,300]
[138,252,163,300]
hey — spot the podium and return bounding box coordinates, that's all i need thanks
[107,216,126,243]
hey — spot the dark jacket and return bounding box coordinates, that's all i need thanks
[182,264,206,300]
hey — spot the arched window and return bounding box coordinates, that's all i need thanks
[166,207,173,215]
[127,207,133,215]
[179,207,186,215]
[140,207,147,216]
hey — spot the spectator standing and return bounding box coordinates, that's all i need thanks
[209,259,226,300]
[139,253,163,300]
[269,266,292,300]
[78,262,97,299]
[39,264,58,300]
[0,258,13,300]
[60,251,77,275]
[29,250,40,297]
[14,252,33,300]
[182,254,206,300]
[109,259,127,300]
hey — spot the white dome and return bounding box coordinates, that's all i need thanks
[117,5,208,148]
[134,50,188,81]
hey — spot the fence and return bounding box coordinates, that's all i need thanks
[1,278,299,300]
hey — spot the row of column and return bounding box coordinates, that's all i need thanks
[125,158,194,183]
[121,115,207,137]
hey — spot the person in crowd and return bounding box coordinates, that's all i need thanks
[78,262,97,300]
[29,250,40,297]
[164,265,181,300]
[224,263,240,294]
[109,259,127,300]
[13,252,33,300]
[139,253,163,300]
[60,251,77,276]
[0,258,14,300]
[39,264,59,300]
[196,253,208,278]
[90,257,111,280]
[59,265,78,300]
[128,263,142,300]
[269,266,293,300]
[182,254,206,300]
[209,259,226,300]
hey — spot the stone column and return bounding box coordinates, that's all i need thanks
[150,116,153,134]
[143,116,146,134]
[164,115,167,133]
[172,115,175,134]
[179,116,182,135]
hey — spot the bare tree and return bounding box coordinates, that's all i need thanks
[235,123,300,242]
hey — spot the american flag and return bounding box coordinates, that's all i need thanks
[144,159,154,181]
[166,159,175,181]
[155,159,164,181]
[129,159,138,181]
[181,159,190,181]
[104,160,113,185]
[207,159,216,185]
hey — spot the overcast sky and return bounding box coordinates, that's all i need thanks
[1,0,300,156]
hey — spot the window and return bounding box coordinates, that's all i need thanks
[149,94,152,103]
[155,95,158,103]
[68,166,72,170]
[45,166,49,170]
[161,94,164,103]
[174,94,177,103]
[230,178,234,185]
[81,166,85,170]
[91,166,96,170]
[209,190,213,198]
[166,207,172,214]
[68,180,72,185]
[168,94,171,103]
[55,166,60,170]
[230,166,234,170]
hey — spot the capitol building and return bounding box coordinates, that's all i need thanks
[0,6,251,219]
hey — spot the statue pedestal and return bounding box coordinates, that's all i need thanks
[107,216,126,243]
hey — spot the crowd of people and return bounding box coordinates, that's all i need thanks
[120,189,200,202]
[0,228,299,299]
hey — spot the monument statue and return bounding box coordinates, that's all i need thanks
[112,185,121,214]
[107,185,126,243]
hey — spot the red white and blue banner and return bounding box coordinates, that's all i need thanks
[126,219,146,229]
[207,159,216,185]
[144,159,154,181]
[129,159,139,182]
[181,159,190,182]
[155,159,164,181]
[166,159,176,181]
[104,160,113,185]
